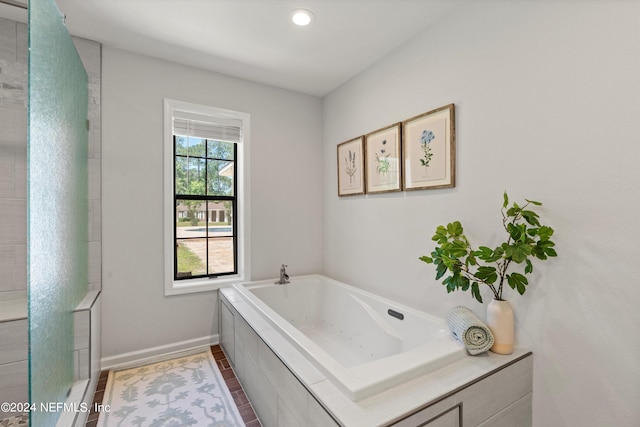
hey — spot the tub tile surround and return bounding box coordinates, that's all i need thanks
[220,286,533,427]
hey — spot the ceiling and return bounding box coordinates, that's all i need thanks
[2,0,460,97]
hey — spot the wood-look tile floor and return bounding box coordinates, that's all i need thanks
[85,345,261,427]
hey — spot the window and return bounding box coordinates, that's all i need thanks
[174,136,236,279]
[164,99,250,295]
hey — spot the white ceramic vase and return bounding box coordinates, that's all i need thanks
[486,299,514,355]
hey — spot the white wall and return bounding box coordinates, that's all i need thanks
[101,47,322,359]
[323,2,639,426]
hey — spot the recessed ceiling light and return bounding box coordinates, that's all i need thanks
[290,9,314,26]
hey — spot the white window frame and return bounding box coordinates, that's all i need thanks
[164,99,251,295]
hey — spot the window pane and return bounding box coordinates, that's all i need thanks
[207,200,234,275]
[188,136,206,157]
[176,200,207,233]
[207,140,234,160]
[176,238,207,278]
[174,156,188,194]
[175,157,206,195]
[205,201,233,226]
[207,237,234,275]
[176,136,206,157]
[175,136,188,156]
[207,160,234,196]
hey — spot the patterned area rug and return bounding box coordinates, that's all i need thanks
[98,350,246,427]
[0,414,28,426]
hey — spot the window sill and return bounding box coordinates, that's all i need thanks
[164,274,247,296]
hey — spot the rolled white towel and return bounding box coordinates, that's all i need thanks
[445,306,495,355]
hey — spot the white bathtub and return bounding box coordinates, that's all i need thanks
[232,275,466,401]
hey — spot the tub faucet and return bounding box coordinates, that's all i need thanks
[275,264,290,284]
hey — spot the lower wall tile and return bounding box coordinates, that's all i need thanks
[0,360,28,415]
[0,319,27,364]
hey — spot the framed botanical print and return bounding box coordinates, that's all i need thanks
[365,123,402,194]
[337,136,365,196]
[403,104,455,190]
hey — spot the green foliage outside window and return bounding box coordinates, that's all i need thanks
[175,136,234,197]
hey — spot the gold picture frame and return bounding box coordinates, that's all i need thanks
[337,136,365,196]
[402,104,455,190]
[365,123,402,194]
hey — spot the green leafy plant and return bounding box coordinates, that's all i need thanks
[419,192,557,303]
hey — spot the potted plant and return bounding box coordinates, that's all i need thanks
[419,192,557,354]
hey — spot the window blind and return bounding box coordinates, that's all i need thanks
[173,111,242,143]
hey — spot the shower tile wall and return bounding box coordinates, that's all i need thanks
[0,18,28,418]
[0,17,102,299]
[0,15,102,418]
[0,17,27,300]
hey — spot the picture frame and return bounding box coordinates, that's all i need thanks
[365,123,402,194]
[402,104,455,190]
[337,136,365,196]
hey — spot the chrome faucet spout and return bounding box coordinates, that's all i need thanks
[275,264,290,284]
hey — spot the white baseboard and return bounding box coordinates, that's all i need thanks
[101,334,219,371]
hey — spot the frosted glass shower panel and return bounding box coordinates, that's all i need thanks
[28,0,89,425]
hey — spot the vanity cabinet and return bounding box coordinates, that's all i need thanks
[219,290,532,427]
